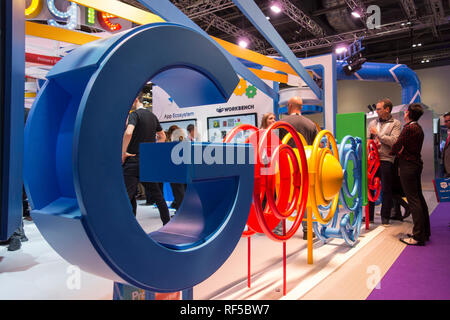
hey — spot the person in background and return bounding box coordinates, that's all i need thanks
[122,93,170,225]
[166,125,187,213]
[442,112,450,178]
[260,112,276,129]
[187,124,200,142]
[366,98,401,225]
[391,103,430,246]
[276,96,319,239]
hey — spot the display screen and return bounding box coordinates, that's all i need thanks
[207,113,257,143]
[160,119,197,141]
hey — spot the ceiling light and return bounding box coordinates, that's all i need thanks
[426,59,430,63]
[270,4,282,13]
[238,40,248,48]
[343,57,367,76]
[351,11,361,18]
[335,46,348,54]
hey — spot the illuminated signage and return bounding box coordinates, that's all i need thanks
[47,0,78,30]
[98,12,122,32]
[85,7,95,25]
[25,0,43,19]
[25,0,127,33]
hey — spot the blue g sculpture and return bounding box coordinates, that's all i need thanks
[24,23,254,292]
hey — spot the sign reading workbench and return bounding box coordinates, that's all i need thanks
[434,178,450,202]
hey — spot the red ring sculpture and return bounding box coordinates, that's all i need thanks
[224,122,309,242]
[367,139,381,202]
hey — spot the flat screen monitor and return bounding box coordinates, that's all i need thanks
[159,119,197,141]
[207,113,257,143]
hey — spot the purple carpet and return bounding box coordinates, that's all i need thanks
[367,202,450,300]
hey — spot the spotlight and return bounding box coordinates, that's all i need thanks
[343,57,367,76]
[270,4,282,13]
[335,46,348,55]
[238,39,249,48]
[351,11,361,18]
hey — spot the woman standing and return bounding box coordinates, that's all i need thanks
[260,112,276,129]
[391,103,430,246]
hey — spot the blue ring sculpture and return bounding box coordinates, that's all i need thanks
[24,23,254,292]
[314,136,363,246]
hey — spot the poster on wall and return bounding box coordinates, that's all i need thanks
[434,178,450,202]
[152,78,274,142]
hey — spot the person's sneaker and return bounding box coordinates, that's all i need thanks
[20,234,28,242]
[7,238,21,251]
[381,218,390,225]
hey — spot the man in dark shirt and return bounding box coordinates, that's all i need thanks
[278,96,319,239]
[391,103,430,245]
[122,93,170,225]
[280,96,319,146]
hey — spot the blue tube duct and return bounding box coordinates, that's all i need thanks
[243,56,422,106]
[335,61,421,105]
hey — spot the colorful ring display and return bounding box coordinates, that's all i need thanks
[308,130,340,225]
[367,139,381,202]
[223,122,309,242]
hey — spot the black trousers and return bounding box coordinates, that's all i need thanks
[122,158,170,225]
[170,183,186,210]
[399,159,430,242]
[369,161,394,221]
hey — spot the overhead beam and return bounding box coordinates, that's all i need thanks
[399,0,417,20]
[173,0,236,20]
[269,15,448,54]
[277,0,325,38]
[195,13,268,53]
[25,21,100,45]
[231,0,322,99]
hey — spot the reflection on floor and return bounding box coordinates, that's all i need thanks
[0,192,439,300]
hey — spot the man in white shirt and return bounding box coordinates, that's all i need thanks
[367,98,401,225]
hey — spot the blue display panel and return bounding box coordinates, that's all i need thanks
[207,113,257,143]
[0,0,25,241]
